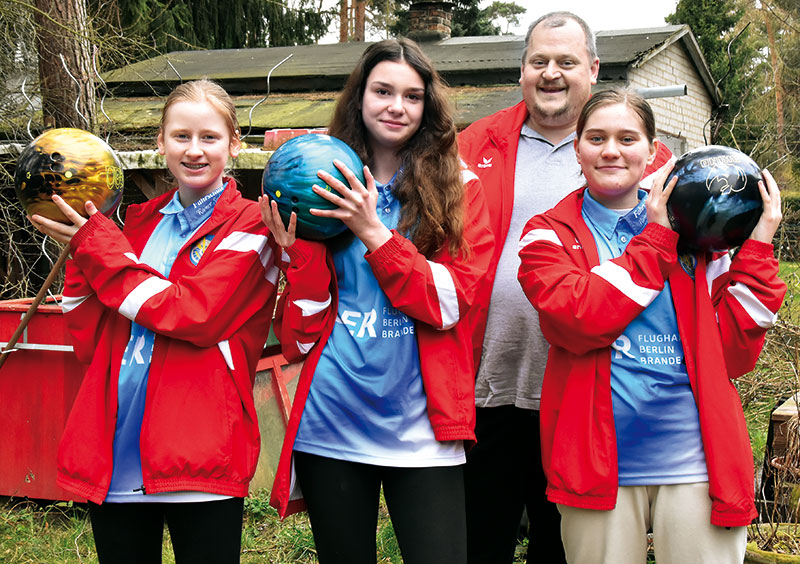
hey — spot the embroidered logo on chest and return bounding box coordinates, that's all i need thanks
[678,252,697,278]
[189,235,214,266]
[477,156,493,169]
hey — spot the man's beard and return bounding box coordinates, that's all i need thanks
[530,99,572,122]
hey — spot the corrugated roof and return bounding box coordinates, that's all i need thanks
[595,26,684,65]
[103,25,693,96]
[103,40,528,95]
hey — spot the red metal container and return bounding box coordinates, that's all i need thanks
[0,297,86,501]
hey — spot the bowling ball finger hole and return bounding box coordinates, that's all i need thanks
[50,152,65,162]
[291,196,299,203]
[50,162,64,172]
[292,206,300,214]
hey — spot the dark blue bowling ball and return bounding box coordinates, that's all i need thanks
[666,145,763,251]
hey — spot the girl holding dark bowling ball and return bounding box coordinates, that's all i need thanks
[517,87,785,564]
[29,79,282,564]
[260,38,493,564]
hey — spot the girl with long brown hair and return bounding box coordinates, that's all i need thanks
[261,38,493,564]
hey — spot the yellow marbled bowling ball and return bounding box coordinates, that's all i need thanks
[14,128,124,223]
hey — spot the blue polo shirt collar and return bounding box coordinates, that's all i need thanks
[161,183,226,236]
[582,188,648,240]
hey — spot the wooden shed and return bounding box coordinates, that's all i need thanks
[90,24,720,200]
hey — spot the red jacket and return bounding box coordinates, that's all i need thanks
[269,170,494,517]
[517,188,786,527]
[57,179,280,503]
[458,101,673,370]
[458,101,529,369]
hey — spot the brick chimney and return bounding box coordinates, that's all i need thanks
[408,0,454,42]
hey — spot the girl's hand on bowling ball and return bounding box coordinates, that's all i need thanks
[645,158,677,229]
[259,195,297,248]
[749,169,782,244]
[28,195,96,245]
[312,161,392,252]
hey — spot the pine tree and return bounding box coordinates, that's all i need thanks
[96,0,334,59]
[450,0,499,36]
[33,0,96,129]
[390,0,507,38]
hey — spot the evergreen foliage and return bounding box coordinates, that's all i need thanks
[390,0,512,37]
[483,1,526,35]
[94,0,334,60]
[450,0,499,36]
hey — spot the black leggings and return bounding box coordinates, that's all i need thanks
[464,406,565,564]
[87,497,244,564]
[294,451,467,564]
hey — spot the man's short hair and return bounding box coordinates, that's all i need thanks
[522,11,597,63]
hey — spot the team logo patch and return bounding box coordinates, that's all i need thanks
[190,235,214,266]
[678,252,696,278]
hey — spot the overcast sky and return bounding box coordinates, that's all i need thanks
[506,0,679,35]
[318,0,680,43]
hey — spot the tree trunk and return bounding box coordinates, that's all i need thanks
[354,0,366,41]
[762,2,785,156]
[32,0,95,130]
[339,0,349,42]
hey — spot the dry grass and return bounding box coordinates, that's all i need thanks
[740,257,800,554]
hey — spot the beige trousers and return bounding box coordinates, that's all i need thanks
[558,482,747,564]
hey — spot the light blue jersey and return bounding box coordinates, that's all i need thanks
[293,173,465,466]
[105,186,226,502]
[582,189,707,486]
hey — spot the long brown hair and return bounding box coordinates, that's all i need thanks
[328,38,465,258]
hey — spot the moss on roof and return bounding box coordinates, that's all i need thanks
[99,85,521,135]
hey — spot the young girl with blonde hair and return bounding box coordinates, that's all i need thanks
[30,79,280,563]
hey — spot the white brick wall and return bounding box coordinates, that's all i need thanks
[628,43,713,154]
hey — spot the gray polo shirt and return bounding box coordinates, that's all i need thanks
[474,124,584,410]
